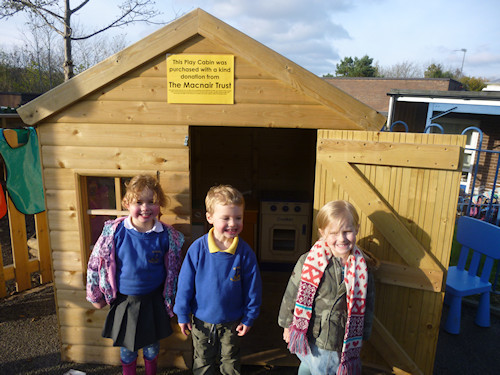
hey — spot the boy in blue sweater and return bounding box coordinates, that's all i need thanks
[174,185,262,375]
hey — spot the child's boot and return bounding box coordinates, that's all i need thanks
[144,355,158,375]
[121,358,137,375]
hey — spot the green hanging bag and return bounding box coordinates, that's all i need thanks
[0,128,45,214]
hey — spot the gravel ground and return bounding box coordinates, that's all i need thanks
[0,284,294,375]
[0,283,499,375]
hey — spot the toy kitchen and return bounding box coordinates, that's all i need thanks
[258,199,311,264]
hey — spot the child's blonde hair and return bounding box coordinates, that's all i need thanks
[318,200,380,269]
[205,185,245,214]
[316,200,360,232]
[122,174,168,208]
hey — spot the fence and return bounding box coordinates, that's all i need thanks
[0,196,52,298]
[0,129,52,298]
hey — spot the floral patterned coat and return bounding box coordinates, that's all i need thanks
[86,216,184,317]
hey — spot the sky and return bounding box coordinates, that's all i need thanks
[0,0,499,81]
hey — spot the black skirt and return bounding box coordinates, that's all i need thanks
[102,287,173,352]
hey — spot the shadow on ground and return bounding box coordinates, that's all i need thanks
[0,284,499,374]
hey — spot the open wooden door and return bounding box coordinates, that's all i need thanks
[314,130,465,375]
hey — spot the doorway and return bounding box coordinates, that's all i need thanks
[190,126,317,260]
[189,125,316,364]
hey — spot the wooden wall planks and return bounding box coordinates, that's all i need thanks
[314,130,465,374]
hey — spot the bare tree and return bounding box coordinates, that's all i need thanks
[0,46,27,91]
[377,61,423,78]
[0,17,126,92]
[0,0,162,80]
[22,12,64,90]
[73,31,127,74]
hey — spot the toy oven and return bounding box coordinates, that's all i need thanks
[259,201,311,263]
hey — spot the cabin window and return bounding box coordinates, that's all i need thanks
[86,176,128,245]
[76,171,156,273]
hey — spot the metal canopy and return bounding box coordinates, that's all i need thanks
[387,89,500,127]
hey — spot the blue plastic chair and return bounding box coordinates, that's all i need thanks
[444,216,500,334]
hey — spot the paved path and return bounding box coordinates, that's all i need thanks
[434,301,500,374]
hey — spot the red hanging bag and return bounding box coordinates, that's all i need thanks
[0,184,7,219]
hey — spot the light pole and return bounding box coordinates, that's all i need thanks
[455,48,467,76]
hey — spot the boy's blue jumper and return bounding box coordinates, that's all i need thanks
[174,233,262,327]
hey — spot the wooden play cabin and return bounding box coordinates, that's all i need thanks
[18,9,465,374]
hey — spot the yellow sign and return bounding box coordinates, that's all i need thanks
[167,54,234,104]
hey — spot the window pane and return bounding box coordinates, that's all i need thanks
[87,177,117,245]
[463,153,472,170]
[87,177,116,209]
[120,177,132,203]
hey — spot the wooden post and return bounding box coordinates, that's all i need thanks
[35,211,52,283]
[0,240,6,297]
[7,194,30,291]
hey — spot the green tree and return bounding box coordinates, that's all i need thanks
[0,45,65,92]
[424,63,486,91]
[460,76,487,91]
[424,63,456,79]
[334,55,378,77]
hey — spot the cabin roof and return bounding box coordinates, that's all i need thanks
[17,8,386,131]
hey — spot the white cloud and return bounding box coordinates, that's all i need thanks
[192,0,357,75]
[1,0,499,79]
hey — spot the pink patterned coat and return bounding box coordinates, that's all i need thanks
[86,216,184,317]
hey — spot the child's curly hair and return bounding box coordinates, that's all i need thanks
[121,174,169,208]
[205,185,245,214]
